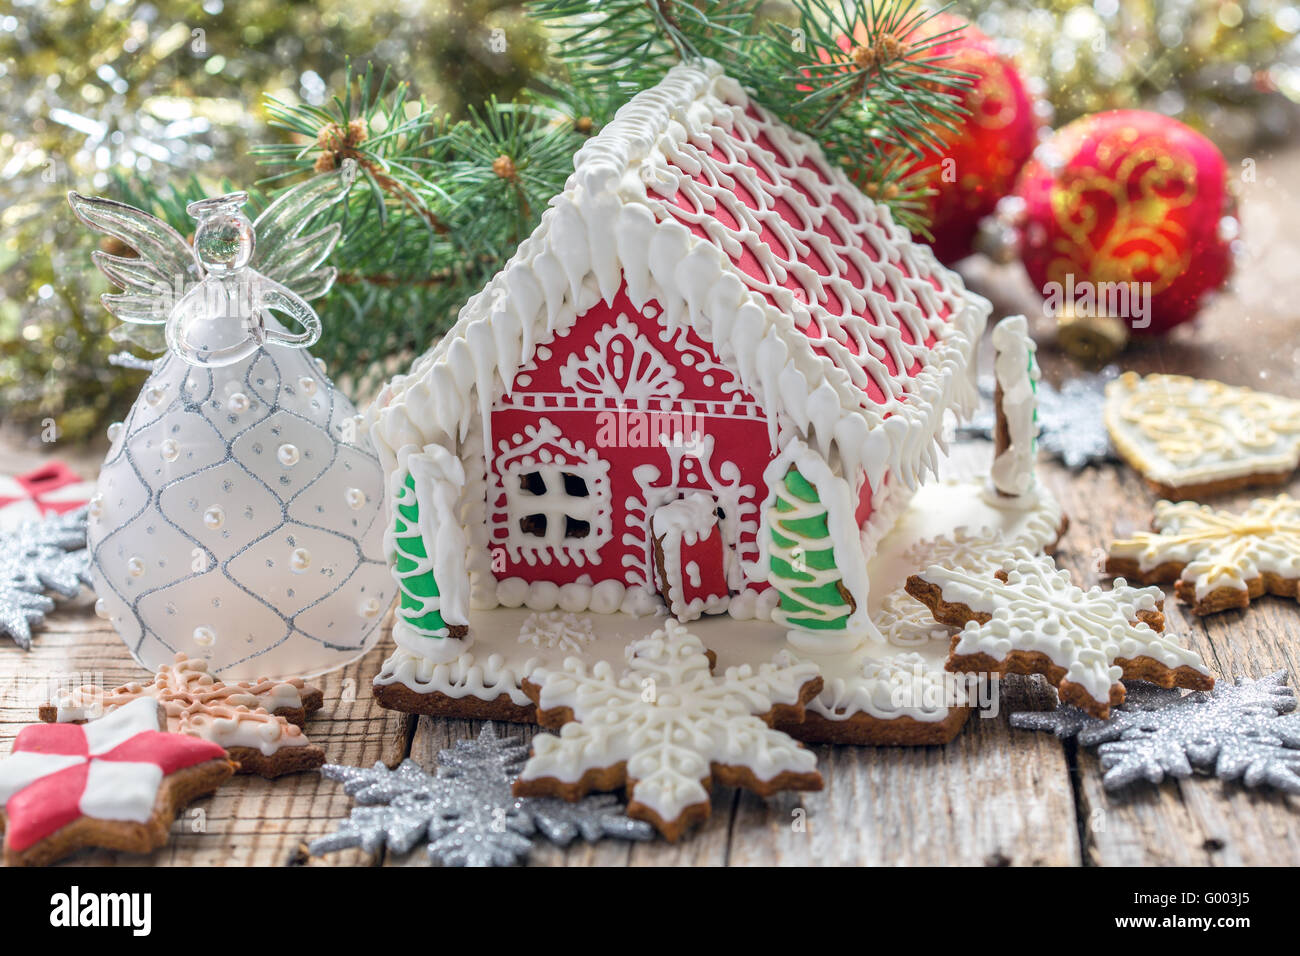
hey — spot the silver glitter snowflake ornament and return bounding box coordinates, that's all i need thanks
[311,723,653,866]
[1010,680,1184,740]
[961,366,1118,469]
[1083,672,1300,792]
[1017,673,1300,793]
[0,507,91,649]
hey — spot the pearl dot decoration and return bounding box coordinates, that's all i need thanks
[88,494,103,518]
[227,392,250,413]
[107,422,123,442]
[203,506,225,530]
[95,599,109,619]
[346,488,366,510]
[299,376,317,395]
[290,548,312,573]
[160,439,180,462]
[277,444,300,467]
[127,557,145,578]
[361,598,382,618]
[193,626,216,647]
[144,385,165,407]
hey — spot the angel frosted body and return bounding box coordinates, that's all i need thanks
[69,167,395,680]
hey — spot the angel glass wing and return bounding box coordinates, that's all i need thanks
[68,160,354,368]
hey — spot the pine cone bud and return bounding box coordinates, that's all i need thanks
[492,155,518,180]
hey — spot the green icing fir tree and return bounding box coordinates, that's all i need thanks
[393,471,450,639]
[769,467,853,631]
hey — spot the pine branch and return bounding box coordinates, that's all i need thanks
[528,0,761,75]
[733,1,974,233]
[244,63,586,394]
[239,2,973,391]
[751,1,971,148]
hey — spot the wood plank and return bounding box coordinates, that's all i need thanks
[0,607,411,867]
[722,669,1080,866]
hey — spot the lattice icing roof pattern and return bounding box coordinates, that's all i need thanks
[645,96,957,408]
[370,61,987,491]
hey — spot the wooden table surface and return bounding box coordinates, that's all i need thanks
[3,150,1299,868]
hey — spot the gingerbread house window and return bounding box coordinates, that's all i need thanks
[495,419,612,567]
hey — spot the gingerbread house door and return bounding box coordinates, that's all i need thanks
[650,493,730,622]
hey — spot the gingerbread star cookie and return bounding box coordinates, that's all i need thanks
[40,654,326,778]
[1104,372,1300,499]
[0,697,235,866]
[1107,495,1300,616]
[513,621,823,841]
[906,549,1213,718]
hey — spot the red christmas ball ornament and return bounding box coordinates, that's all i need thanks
[1011,110,1235,345]
[900,13,1038,264]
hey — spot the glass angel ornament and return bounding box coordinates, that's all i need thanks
[68,165,395,680]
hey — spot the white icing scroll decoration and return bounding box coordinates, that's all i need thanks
[624,432,757,603]
[559,313,684,409]
[1104,372,1300,490]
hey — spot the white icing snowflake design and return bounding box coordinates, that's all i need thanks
[517,611,596,653]
[875,527,1032,647]
[516,621,821,838]
[917,549,1210,715]
[1108,496,1300,608]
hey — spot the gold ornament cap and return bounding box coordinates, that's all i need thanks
[1055,305,1129,365]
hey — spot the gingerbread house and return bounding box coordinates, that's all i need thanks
[367,60,990,665]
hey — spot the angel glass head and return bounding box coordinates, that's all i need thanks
[189,193,255,275]
[166,192,321,368]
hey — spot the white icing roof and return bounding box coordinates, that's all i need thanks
[369,60,988,491]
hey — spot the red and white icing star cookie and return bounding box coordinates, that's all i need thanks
[0,697,234,866]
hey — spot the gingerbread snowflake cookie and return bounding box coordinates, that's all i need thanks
[1104,372,1300,499]
[906,549,1213,718]
[513,621,823,841]
[40,654,326,778]
[0,697,235,866]
[1107,495,1300,616]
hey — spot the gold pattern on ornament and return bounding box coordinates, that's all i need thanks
[1047,132,1198,294]
[951,47,1017,132]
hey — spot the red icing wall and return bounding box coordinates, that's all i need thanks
[487,284,781,592]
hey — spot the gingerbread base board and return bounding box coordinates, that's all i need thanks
[371,478,1067,746]
[371,682,537,723]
